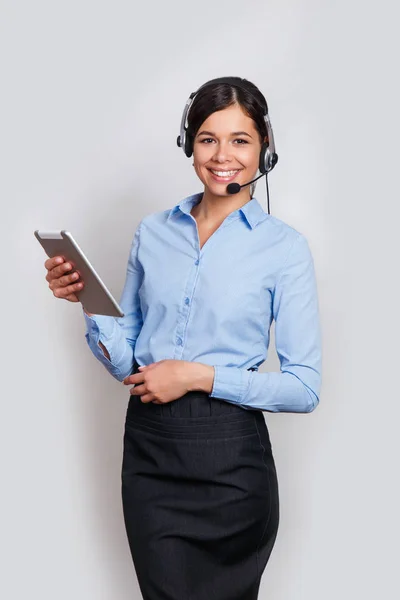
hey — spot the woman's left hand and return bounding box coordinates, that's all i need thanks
[122,359,194,404]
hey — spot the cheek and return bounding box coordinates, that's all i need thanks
[243,147,261,168]
[193,144,213,165]
[192,159,207,183]
[193,165,203,182]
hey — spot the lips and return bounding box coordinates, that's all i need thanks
[207,168,242,183]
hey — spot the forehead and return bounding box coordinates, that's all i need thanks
[199,104,256,132]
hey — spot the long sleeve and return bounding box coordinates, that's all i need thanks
[83,221,144,381]
[209,233,322,413]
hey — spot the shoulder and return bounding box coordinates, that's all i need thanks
[136,193,197,233]
[255,213,316,276]
[138,194,188,229]
[263,213,303,239]
[133,208,171,235]
[259,213,310,258]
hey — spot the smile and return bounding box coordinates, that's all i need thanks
[208,168,242,182]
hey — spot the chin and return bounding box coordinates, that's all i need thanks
[205,183,232,197]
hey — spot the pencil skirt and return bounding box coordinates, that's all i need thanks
[121,364,280,600]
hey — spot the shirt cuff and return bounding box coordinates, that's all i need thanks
[209,366,248,404]
[83,309,117,343]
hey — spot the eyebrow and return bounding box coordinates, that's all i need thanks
[196,130,253,139]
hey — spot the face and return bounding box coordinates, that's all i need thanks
[192,103,264,199]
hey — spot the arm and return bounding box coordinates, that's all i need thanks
[208,233,322,413]
[83,222,144,381]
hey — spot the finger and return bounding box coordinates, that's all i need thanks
[129,383,147,396]
[44,256,64,271]
[49,270,81,289]
[123,373,145,385]
[140,393,154,403]
[64,293,80,302]
[46,261,75,282]
[53,280,84,298]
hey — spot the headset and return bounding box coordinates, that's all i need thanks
[176,77,278,213]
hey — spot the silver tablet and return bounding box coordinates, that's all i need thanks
[34,230,124,317]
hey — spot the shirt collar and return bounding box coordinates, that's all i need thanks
[167,192,268,229]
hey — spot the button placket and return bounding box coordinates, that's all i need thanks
[173,256,200,359]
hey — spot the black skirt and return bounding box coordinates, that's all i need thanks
[121,361,280,600]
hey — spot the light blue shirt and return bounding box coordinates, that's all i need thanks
[83,192,322,413]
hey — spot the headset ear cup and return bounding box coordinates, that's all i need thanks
[259,142,269,173]
[184,133,193,158]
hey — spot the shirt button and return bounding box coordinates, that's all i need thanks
[185,297,190,305]
[195,259,199,265]
[177,337,183,346]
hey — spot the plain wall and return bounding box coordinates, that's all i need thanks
[1,0,399,598]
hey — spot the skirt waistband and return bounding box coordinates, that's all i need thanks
[127,359,261,421]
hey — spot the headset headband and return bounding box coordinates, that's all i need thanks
[177,77,276,161]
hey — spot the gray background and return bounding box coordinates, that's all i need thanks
[1,0,399,598]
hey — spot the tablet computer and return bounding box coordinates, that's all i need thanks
[34,230,124,317]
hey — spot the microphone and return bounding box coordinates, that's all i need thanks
[226,170,267,195]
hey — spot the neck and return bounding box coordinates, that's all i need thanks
[193,188,252,223]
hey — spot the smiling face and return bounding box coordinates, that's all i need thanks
[192,103,263,201]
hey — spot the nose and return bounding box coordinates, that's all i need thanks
[212,140,232,163]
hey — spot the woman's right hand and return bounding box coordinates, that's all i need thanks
[45,256,85,304]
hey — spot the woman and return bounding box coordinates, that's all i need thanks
[44,77,322,599]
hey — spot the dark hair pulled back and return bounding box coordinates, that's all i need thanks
[186,77,269,150]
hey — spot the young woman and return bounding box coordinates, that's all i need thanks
[45,77,322,599]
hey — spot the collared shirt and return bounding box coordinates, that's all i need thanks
[83,192,322,413]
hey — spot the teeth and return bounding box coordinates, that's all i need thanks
[211,169,239,177]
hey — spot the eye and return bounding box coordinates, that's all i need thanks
[200,138,215,144]
[234,139,249,144]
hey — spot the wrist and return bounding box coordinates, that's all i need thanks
[187,362,215,394]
